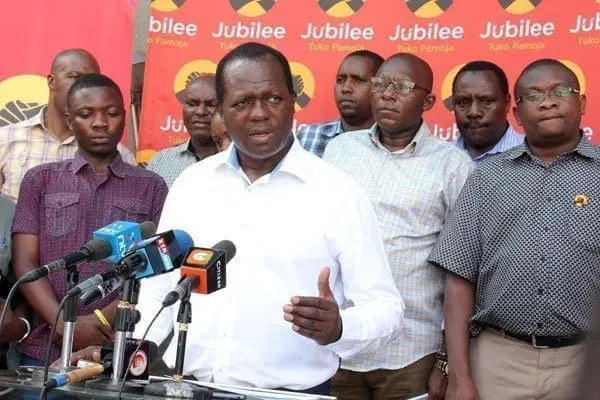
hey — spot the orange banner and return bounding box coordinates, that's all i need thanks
[138,0,600,161]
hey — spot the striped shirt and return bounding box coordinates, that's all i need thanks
[0,107,136,202]
[454,124,524,162]
[12,152,168,361]
[323,122,474,371]
[297,120,343,157]
[146,141,202,188]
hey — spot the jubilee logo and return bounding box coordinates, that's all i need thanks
[230,0,277,17]
[173,59,218,103]
[440,63,465,111]
[560,59,586,95]
[290,62,316,112]
[0,75,48,127]
[405,0,453,19]
[498,0,542,15]
[150,0,187,12]
[318,0,366,18]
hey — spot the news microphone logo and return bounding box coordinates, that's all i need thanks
[93,221,143,263]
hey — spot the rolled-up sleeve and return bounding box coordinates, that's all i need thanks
[325,191,405,359]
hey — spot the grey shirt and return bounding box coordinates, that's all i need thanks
[146,141,201,188]
[0,194,15,277]
[429,135,600,337]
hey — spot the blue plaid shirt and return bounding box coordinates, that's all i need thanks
[297,120,343,157]
[454,124,524,163]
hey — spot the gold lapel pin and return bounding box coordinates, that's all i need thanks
[574,194,590,208]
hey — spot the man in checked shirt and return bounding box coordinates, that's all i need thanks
[430,59,598,400]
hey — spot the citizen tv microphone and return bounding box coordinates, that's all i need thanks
[67,230,194,298]
[93,221,156,263]
[79,276,122,306]
[162,240,235,307]
[20,239,112,284]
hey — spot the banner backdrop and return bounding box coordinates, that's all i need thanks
[138,0,600,161]
[0,0,137,142]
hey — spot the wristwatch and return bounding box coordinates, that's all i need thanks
[435,358,449,377]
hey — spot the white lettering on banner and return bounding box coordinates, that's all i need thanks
[480,20,554,39]
[571,12,600,33]
[212,22,286,39]
[300,23,374,40]
[388,23,464,41]
[159,115,187,133]
[149,16,198,37]
[432,123,461,142]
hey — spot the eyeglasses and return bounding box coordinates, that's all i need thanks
[516,86,580,105]
[370,77,430,95]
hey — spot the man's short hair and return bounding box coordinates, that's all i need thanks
[67,73,123,110]
[514,58,579,97]
[344,50,384,73]
[215,42,294,104]
[452,61,509,97]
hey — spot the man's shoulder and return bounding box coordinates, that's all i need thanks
[173,150,226,181]
[121,162,168,183]
[0,194,15,213]
[298,149,365,194]
[425,135,474,165]
[149,144,185,162]
[326,128,371,151]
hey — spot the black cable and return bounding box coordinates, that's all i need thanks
[0,277,24,335]
[37,384,47,400]
[117,305,165,399]
[42,294,71,385]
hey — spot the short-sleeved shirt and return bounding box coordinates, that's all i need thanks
[0,194,15,276]
[146,140,203,188]
[12,152,168,361]
[0,107,136,202]
[429,135,600,337]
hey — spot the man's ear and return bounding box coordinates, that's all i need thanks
[513,106,523,126]
[423,93,436,112]
[65,111,74,132]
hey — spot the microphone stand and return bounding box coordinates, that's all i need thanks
[86,274,144,394]
[60,265,80,371]
[144,285,210,399]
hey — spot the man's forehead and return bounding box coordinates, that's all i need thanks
[519,66,576,89]
[70,87,122,107]
[339,56,372,72]
[455,71,499,91]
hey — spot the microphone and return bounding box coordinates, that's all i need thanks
[66,230,194,298]
[20,239,112,284]
[43,361,109,389]
[162,240,235,307]
[93,220,156,263]
[79,276,123,306]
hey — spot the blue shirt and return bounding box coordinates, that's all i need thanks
[454,125,524,162]
[297,120,343,157]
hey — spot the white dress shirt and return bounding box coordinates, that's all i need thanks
[134,138,404,390]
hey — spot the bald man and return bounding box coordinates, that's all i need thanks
[0,48,135,201]
[323,53,474,400]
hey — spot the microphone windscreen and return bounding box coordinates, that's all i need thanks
[213,240,236,263]
[173,230,194,254]
[140,221,156,239]
[86,239,113,261]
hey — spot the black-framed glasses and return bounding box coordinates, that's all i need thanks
[370,77,430,95]
[516,86,580,105]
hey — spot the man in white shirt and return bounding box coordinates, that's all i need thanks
[134,42,404,395]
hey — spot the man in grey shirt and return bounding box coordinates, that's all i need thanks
[0,193,15,277]
[147,74,218,187]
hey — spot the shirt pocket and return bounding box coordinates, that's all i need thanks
[568,199,600,252]
[111,198,151,222]
[43,193,81,237]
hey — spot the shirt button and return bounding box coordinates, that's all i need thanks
[546,197,552,203]
[540,256,546,262]
[537,322,543,329]
[538,288,544,295]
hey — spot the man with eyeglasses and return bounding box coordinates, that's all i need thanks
[452,61,524,162]
[323,53,473,400]
[429,58,596,400]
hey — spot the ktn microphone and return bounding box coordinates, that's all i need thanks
[93,220,156,263]
[162,240,236,307]
[20,239,112,284]
[67,230,194,298]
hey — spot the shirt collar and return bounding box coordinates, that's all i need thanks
[177,140,200,160]
[506,131,600,161]
[368,120,431,155]
[456,124,521,160]
[72,152,126,178]
[219,134,310,183]
[24,106,75,144]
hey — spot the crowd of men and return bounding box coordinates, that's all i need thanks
[0,42,597,400]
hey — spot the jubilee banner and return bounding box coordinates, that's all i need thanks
[138,0,600,161]
[0,0,137,142]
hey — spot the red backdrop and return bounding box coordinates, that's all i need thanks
[138,0,600,161]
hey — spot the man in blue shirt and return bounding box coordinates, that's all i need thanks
[298,50,384,157]
[452,61,524,162]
